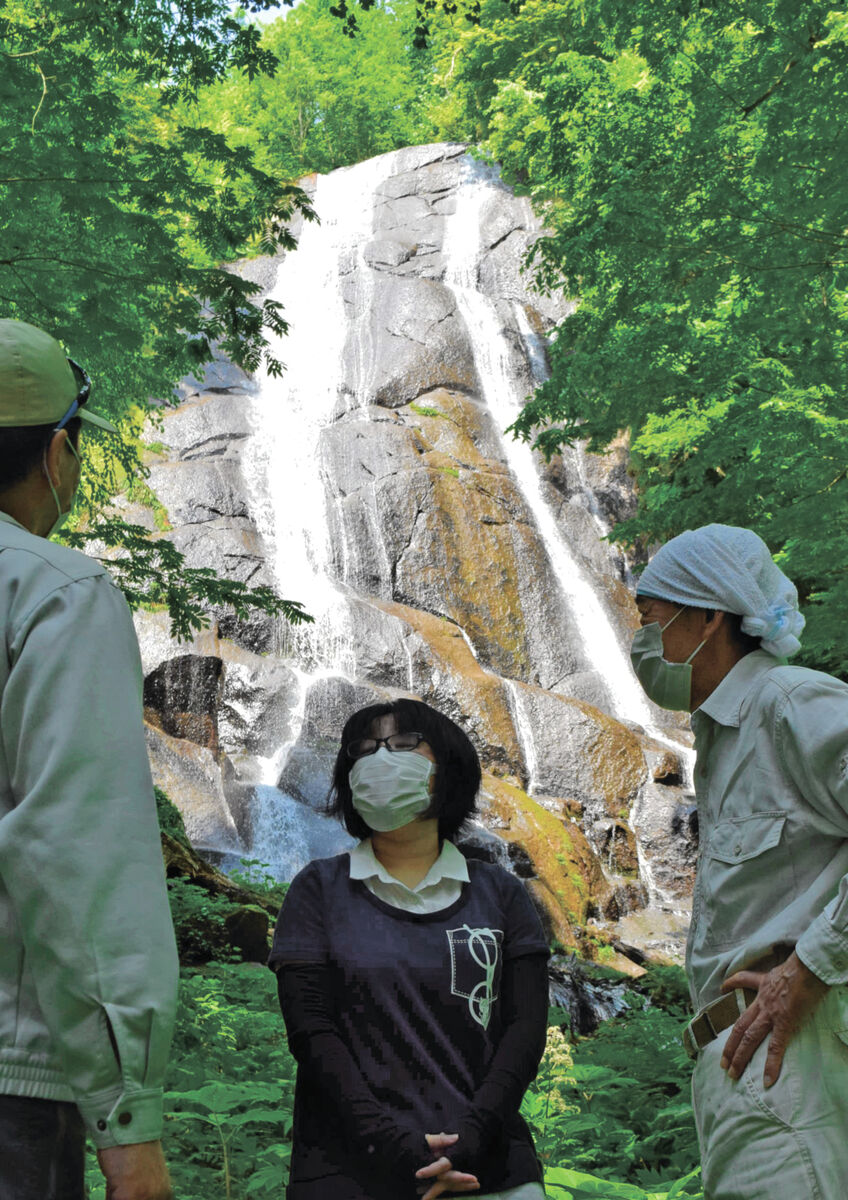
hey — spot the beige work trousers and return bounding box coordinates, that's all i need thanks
[691,986,848,1199]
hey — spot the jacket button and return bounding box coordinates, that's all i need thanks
[96,1119,107,1131]
[734,844,743,856]
[118,1112,132,1126]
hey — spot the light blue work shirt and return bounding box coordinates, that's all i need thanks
[688,650,848,1012]
[0,511,178,1147]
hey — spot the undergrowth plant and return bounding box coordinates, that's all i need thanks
[525,977,703,1199]
[83,955,701,1198]
[85,964,295,1200]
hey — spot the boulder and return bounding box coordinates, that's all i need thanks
[508,683,648,820]
[368,598,525,776]
[356,275,480,408]
[149,391,254,463]
[145,722,242,853]
[147,460,251,526]
[630,779,698,901]
[144,655,223,754]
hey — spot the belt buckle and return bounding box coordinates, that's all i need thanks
[682,988,753,1060]
[682,1020,699,1060]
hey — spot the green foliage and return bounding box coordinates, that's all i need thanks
[84,964,296,1200]
[81,961,700,1199]
[410,402,446,418]
[0,0,316,635]
[544,1163,702,1200]
[228,858,290,909]
[0,0,308,390]
[166,877,244,965]
[524,995,700,1192]
[193,0,437,180]
[638,966,692,1018]
[155,785,192,846]
[162,967,295,1199]
[320,0,521,47]
[63,518,311,641]
[433,0,848,677]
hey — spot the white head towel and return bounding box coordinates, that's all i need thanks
[637,524,804,658]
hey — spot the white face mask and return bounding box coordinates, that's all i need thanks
[350,747,434,832]
[630,606,707,711]
[43,437,81,539]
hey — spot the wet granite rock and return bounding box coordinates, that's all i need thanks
[119,142,696,968]
[144,655,224,754]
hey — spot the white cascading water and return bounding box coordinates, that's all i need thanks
[441,160,659,734]
[442,160,693,911]
[239,154,401,872]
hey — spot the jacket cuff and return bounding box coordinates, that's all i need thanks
[75,1087,164,1148]
[795,912,848,986]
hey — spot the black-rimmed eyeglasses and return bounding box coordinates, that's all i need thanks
[347,732,426,759]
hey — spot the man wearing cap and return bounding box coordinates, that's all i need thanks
[630,523,848,1198]
[0,319,178,1200]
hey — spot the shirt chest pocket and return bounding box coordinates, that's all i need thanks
[703,812,789,950]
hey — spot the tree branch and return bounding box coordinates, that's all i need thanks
[31,62,50,133]
[742,57,798,116]
[0,254,148,281]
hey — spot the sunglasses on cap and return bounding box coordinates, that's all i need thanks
[53,359,117,434]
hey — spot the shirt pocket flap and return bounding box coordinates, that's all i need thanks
[710,813,786,865]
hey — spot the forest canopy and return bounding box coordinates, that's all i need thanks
[0,0,316,632]
[2,0,845,672]
[425,0,848,676]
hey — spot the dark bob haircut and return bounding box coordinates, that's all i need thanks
[326,698,481,842]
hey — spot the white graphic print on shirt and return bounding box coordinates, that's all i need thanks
[447,924,504,1029]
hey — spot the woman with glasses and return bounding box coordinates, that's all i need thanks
[269,698,550,1200]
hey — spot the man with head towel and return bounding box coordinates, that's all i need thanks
[0,319,178,1200]
[630,524,848,1198]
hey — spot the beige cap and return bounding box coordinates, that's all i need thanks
[0,319,117,432]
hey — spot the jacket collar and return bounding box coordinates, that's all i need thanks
[349,836,470,888]
[695,649,783,728]
[0,511,28,532]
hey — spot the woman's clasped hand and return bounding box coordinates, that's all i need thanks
[415,1133,480,1199]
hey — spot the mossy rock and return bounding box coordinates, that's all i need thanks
[156,786,279,966]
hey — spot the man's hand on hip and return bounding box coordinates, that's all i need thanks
[719,951,829,1088]
[96,1140,173,1200]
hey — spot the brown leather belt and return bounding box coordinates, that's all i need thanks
[682,988,758,1061]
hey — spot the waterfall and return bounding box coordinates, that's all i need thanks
[236,154,405,874]
[150,144,695,957]
[441,160,659,733]
[243,153,400,678]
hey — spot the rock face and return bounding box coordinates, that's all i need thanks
[129,144,695,961]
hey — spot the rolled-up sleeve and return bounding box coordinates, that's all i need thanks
[0,572,179,1147]
[778,679,848,985]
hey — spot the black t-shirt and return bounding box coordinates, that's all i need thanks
[270,850,551,1199]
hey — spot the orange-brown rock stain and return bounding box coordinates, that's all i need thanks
[568,699,648,816]
[480,774,609,951]
[401,392,549,680]
[372,599,524,774]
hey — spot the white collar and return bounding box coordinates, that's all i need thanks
[348,837,470,890]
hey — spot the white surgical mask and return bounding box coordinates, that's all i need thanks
[630,607,707,711]
[43,437,81,539]
[350,747,434,832]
